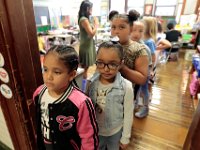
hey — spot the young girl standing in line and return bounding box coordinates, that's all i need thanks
[89,41,134,150]
[131,21,152,118]
[33,45,99,150]
[143,16,157,101]
[110,11,149,96]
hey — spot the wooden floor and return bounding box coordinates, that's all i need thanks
[88,49,197,150]
[129,49,197,150]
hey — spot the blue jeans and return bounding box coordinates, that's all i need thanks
[99,128,122,150]
[136,76,149,106]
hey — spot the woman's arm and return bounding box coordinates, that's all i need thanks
[120,55,148,85]
[80,17,98,38]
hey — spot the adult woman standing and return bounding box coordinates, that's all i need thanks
[78,0,98,91]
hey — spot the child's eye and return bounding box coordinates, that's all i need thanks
[119,26,125,30]
[54,71,61,75]
[111,63,118,67]
[43,67,47,73]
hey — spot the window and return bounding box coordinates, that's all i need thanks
[110,0,125,13]
[127,0,145,15]
[155,7,175,16]
[156,0,177,6]
[155,0,177,16]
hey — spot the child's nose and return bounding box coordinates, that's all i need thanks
[112,28,119,35]
[103,65,110,71]
[47,72,53,80]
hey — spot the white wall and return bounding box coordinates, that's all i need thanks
[184,0,198,14]
[33,0,82,15]
[145,0,154,4]
[0,107,14,149]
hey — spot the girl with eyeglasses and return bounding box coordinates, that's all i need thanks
[88,41,134,150]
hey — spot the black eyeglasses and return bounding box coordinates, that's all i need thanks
[95,61,120,70]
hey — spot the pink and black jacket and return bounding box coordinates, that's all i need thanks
[33,84,99,150]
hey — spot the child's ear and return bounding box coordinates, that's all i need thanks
[69,70,77,82]
[121,60,124,65]
[119,60,124,69]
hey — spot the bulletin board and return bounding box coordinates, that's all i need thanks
[33,6,50,25]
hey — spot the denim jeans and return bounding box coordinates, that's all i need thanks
[136,76,149,106]
[99,128,122,150]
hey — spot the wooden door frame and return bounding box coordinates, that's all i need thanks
[0,0,43,149]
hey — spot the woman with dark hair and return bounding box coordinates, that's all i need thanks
[78,0,98,91]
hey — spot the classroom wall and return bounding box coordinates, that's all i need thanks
[184,0,198,14]
[145,0,154,4]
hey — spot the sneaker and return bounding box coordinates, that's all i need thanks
[134,102,140,112]
[138,97,143,106]
[135,106,149,118]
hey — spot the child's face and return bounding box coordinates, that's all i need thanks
[43,52,76,97]
[131,22,144,42]
[96,47,122,84]
[111,18,131,45]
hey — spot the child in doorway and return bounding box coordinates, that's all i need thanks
[131,21,152,118]
[88,41,134,150]
[32,45,99,150]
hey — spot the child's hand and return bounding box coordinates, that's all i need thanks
[119,142,129,150]
[156,44,163,50]
[150,71,154,77]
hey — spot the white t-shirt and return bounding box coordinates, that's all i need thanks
[40,89,57,140]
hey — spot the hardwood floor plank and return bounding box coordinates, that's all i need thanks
[128,128,182,150]
[127,50,196,149]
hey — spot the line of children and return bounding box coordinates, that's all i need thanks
[88,41,134,150]
[32,8,169,150]
[131,17,171,118]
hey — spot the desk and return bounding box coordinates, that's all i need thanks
[41,34,72,50]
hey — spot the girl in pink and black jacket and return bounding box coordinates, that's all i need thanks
[33,45,98,150]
